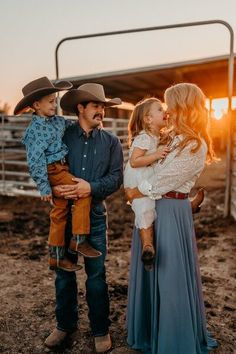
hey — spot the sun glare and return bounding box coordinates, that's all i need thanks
[207,97,236,120]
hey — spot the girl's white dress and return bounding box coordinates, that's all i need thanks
[124,131,159,229]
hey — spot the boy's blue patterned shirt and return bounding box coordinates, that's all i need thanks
[22,114,71,196]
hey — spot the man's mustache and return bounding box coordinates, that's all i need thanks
[93,113,103,119]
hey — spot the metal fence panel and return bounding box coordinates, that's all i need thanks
[0,115,128,197]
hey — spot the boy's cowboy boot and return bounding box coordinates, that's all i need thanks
[69,238,102,258]
[140,226,155,271]
[44,328,68,348]
[191,188,205,213]
[48,257,82,272]
[94,333,112,353]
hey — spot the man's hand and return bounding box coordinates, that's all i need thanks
[52,185,73,198]
[125,187,144,203]
[71,178,91,198]
[52,178,91,199]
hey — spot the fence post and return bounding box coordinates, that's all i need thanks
[111,119,117,136]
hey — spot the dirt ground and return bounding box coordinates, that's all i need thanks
[0,156,235,354]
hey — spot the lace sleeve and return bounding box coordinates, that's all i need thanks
[132,133,152,150]
[138,141,207,199]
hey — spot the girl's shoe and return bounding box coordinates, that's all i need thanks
[191,188,205,213]
[140,227,155,271]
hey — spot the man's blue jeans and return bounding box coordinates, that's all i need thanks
[55,204,110,336]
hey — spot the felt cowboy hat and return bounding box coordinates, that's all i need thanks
[60,83,122,113]
[14,76,73,115]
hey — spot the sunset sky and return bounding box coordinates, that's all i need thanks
[0,0,235,115]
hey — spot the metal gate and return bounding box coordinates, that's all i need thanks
[55,20,234,218]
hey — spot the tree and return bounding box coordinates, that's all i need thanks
[0,101,10,114]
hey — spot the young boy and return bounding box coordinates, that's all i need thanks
[14,76,102,271]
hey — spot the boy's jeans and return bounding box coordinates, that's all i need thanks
[48,162,91,247]
[55,204,110,336]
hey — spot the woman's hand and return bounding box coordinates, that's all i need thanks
[125,187,144,203]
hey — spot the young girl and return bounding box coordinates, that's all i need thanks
[124,98,170,270]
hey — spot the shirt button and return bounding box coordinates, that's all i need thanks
[84,155,86,158]
[85,142,88,145]
[82,167,85,171]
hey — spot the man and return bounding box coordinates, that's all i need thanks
[44,83,123,353]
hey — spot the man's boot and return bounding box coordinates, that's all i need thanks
[191,188,205,213]
[139,226,155,271]
[44,328,68,348]
[94,333,112,353]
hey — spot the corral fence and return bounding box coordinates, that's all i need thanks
[0,115,128,197]
[1,113,236,221]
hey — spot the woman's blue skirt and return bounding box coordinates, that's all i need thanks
[127,198,217,354]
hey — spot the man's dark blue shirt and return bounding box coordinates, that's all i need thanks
[63,122,124,204]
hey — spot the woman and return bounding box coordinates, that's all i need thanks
[126,83,218,354]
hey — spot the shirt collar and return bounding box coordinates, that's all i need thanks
[32,114,55,125]
[77,122,99,138]
[140,130,159,139]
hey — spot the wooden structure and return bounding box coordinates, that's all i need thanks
[61,55,236,103]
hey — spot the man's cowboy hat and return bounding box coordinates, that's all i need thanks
[60,83,122,113]
[14,76,72,115]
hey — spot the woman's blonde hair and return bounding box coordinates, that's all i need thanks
[164,83,215,162]
[128,97,162,147]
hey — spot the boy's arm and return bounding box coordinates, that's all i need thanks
[23,133,51,196]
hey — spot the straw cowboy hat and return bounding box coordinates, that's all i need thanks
[14,76,72,115]
[60,83,122,113]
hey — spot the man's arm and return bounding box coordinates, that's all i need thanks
[53,137,123,199]
[89,137,123,199]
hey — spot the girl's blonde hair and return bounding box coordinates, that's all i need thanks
[164,83,215,162]
[128,97,162,147]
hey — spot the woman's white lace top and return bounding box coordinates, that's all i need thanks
[138,135,207,200]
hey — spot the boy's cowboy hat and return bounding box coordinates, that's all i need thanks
[60,83,122,113]
[14,76,72,115]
